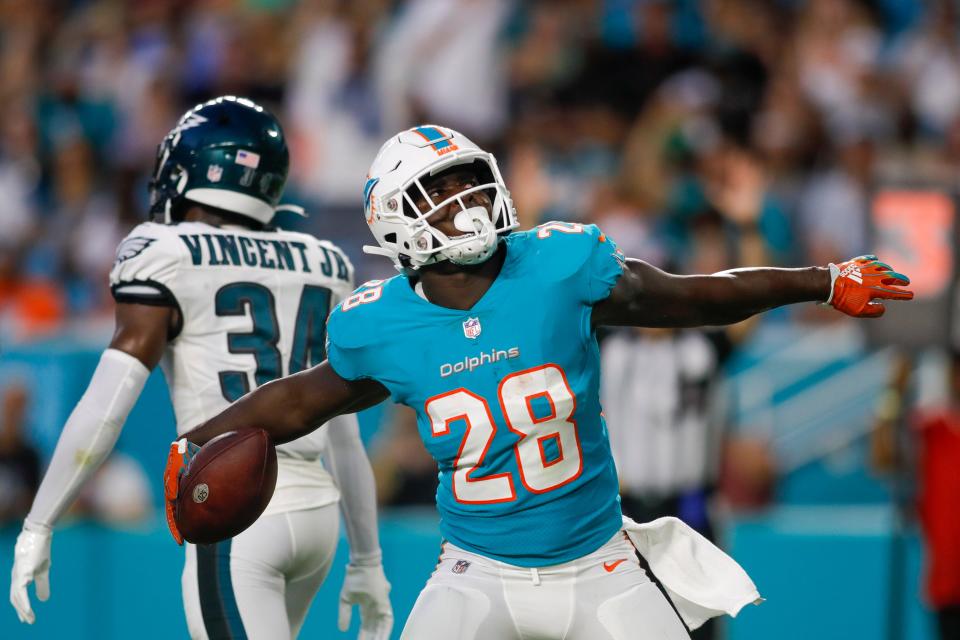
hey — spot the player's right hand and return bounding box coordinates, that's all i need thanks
[826,255,913,318]
[338,563,393,640]
[164,438,199,545]
[10,520,52,624]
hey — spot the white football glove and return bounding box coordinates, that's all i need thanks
[10,520,52,624]
[338,563,393,640]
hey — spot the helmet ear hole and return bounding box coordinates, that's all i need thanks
[384,232,397,244]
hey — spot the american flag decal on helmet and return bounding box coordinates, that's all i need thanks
[235,149,261,168]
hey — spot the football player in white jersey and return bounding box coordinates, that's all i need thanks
[9,96,393,640]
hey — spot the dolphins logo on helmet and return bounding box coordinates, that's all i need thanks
[362,125,518,272]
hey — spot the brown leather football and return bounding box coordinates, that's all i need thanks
[175,429,277,545]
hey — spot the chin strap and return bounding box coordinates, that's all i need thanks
[362,245,396,258]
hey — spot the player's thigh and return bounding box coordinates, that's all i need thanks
[182,527,288,640]
[229,512,299,639]
[400,558,517,640]
[283,504,340,637]
[570,563,690,640]
[594,582,690,640]
[401,584,512,640]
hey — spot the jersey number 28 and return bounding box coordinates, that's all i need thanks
[215,282,331,402]
[426,364,583,504]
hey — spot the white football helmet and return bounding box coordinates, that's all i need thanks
[362,125,517,271]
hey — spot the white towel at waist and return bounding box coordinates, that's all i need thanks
[622,515,763,630]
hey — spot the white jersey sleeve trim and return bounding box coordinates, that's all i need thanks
[113,284,168,297]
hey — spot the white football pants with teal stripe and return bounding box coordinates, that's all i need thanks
[181,503,339,639]
[401,531,691,640]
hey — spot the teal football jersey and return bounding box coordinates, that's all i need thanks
[326,222,627,566]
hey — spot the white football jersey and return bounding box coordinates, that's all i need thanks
[110,221,356,512]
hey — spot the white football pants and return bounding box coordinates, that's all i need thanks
[401,531,691,640]
[182,503,340,639]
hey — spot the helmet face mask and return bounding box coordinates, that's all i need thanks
[400,162,507,266]
[363,126,518,272]
[149,96,291,225]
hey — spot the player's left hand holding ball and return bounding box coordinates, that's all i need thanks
[10,520,52,624]
[826,255,914,317]
[339,562,393,640]
[164,438,199,545]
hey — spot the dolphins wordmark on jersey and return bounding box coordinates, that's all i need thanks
[326,222,628,566]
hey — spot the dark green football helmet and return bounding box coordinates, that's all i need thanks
[149,96,293,224]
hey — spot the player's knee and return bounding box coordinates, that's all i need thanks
[401,584,491,640]
[597,583,690,640]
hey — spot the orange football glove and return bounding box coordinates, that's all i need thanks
[826,255,914,318]
[163,438,199,545]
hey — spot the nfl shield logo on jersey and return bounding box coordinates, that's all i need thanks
[463,317,481,340]
[452,559,471,575]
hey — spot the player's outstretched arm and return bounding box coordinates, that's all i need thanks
[181,362,389,447]
[592,255,913,329]
[10,303,171,624]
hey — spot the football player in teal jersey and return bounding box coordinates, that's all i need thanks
[169,126,914,639]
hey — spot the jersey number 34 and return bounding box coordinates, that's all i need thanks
[426,364,583,504]
[215,282,331,402]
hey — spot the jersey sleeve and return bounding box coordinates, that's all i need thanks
[324,283,377,382]
[109,223,182,309]
[325,334,363,381]
[580,224,626,304]
[532,222,625,304]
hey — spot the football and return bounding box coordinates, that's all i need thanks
[175,429,277,545]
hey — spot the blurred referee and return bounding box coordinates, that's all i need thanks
[601,326,735,640]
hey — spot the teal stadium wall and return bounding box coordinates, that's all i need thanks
[0,342,937,639]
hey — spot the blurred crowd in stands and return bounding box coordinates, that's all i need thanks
[0,0,956,338]
[0,0,946,514]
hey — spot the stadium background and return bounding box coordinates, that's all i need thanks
[0,0,956,638]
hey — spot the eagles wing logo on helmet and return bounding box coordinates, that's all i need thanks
[114,237,156,265]
[148,96,291,225]
[173,113,208,135]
